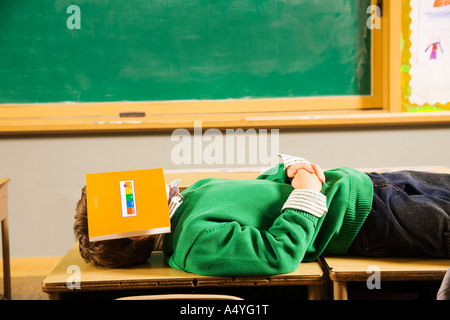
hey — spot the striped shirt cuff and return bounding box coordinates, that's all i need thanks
[277,153,310,171]
[282,189,328,218]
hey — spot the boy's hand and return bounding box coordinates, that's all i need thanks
[291,169,323,192]
[286,163,326,183]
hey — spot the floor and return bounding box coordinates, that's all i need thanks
[1,277,47,300]
[1,256,62,300]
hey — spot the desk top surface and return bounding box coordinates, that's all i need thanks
[324,256,450,273]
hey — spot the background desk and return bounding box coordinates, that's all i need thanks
[0,178,11,300]
[42,244,325,300]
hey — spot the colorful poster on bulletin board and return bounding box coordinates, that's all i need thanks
[402,0,450,112]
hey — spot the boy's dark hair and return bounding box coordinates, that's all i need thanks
[73,186,155,268]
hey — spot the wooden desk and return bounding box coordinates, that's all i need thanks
[322,256,450,300]
[42,244,325,300]
[44,168,326,300]
[0,178,11,300]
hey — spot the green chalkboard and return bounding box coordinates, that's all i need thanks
[0,0,372,104]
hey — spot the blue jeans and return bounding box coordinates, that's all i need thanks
[350,170,450,258]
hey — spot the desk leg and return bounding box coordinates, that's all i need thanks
[1,217,11,300]
[307,285,323,300]
[46,293,61,300]
[333,281,348,300]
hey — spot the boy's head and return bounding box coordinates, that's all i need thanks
[73,186,156,268]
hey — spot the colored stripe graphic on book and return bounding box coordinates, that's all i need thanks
[120,180,137,217]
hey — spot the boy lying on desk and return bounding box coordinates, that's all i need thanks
[74,154,450,276]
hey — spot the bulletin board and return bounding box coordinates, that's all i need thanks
[402,0,450,112]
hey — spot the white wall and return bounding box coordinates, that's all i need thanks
[1,125,449,257]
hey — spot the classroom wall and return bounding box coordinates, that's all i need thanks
[1,125,450,258]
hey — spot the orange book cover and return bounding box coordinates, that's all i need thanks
[86,168,171,241]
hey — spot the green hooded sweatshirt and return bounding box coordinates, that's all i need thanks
[163,163,373,276]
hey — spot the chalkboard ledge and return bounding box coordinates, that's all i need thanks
[1,109,450,135]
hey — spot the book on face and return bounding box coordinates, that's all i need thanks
[86,168,170,242]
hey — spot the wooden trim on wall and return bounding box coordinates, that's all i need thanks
[1,110,450,135]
